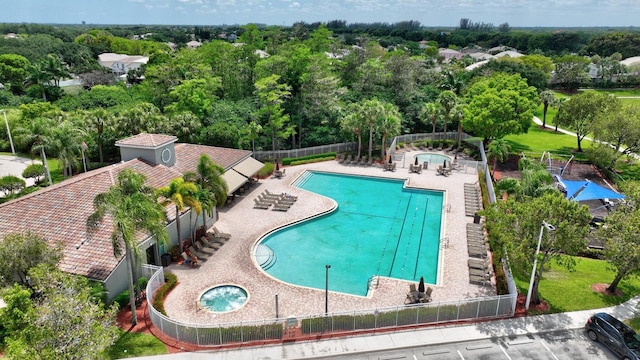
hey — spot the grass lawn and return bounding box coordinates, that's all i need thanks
[105,330,167,359]
[513,256,640,314]
[503,120,591,161]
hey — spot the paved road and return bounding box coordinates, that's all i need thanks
[316,329,616,360]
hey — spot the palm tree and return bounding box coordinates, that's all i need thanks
[437,90,458,140]
[24,62,52,101]
[42,54,70,87]
[184,154,227,235]
[440,70,467,95]
[87,169,169,326]
[420,102,441,141]
[376,102,402,161]
[487,138,512,179]
[53,121,85,178]
[85,109,114,163]
[340,107,367,161]
[157,177,202,250]
[539,90,558,128]
[451,103,466,150]
[13,117,55,185]
[361,99,386,159]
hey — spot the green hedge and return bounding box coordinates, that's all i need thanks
[290,156,335,166]
[152,273,178,316]
[257,162,274,178]
[113,277,152,309]
[282,152,336,166]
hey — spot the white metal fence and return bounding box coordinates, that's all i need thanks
[145,265,516,347]
[253,142,356,161]
[143,133,512,347]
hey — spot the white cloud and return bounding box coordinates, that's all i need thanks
[289,1,300,8]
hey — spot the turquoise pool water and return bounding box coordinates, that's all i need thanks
[199,285,248,313]
[415,153,452,167]
[256,172,444,296]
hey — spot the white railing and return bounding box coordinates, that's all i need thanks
[145,265,515,347]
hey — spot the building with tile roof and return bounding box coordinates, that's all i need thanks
[0,134,263,301]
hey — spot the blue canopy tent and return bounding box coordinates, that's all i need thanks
[554,176,625,202]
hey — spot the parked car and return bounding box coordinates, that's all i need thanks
[586,312,640,359]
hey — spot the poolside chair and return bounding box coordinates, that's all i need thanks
[350,156,359,165]
[469,267,492,278]
[437,142,444,151]
[200,236,221,250]
[343,154,352,165]
[272,204,289,212]
[427,142,433,151]
[254,198,271,209]
[391,163,397,172]
[359,156,368,166]
[212,226,231,239]
[469,273,491,285]
[277,199,295,206]
[468,246,487,259]
[367,157,373,166]
[468,258,491,270]
[336,153,343,163]
[421,287,433,303]
[181,252,198,267]
[189,245,208,259]
[194,240,216,255]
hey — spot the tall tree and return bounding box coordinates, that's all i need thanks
[254,74,294,158]
[598,206,640,294]
[84,108,114,163]
[376,102,402,160]
[554,91,615,152]
[87,169,169,326]
[2,265,119,359]
[592,103,640,167]
[184,154,228,234]
[13,117,56,185]
[463,73,538,143]
[552,55,589,91]
[52,120,85,178]
[340,107,367,161]
[157,177,202,249]
[539,90,558,129]
[420,102,442,140]
[0,231,63,287]
[487,138,511,178]
[485,192,591,305]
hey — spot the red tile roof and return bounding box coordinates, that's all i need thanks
[0,143,250,281]
[115,133,177,148]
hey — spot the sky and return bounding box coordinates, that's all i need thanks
[2,0,640,28]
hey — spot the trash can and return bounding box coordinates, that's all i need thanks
[423,161,428,170]
[161,253,172,267]
[473,213,481,224]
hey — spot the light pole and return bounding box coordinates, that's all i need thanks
[325,264,331,315]
[0,109,15,155]
[525,220,556,310]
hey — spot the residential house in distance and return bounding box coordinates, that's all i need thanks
[98,53,149,76]
[0,134,264,301]
[438,48,464,62]
[186,40,202,49]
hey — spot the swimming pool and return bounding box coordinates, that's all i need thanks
[255,172,444,296]
[414,153,452,168]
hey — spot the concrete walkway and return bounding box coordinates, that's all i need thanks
[135,295,640,359]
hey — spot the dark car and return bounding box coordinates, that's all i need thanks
[586,312,640,359]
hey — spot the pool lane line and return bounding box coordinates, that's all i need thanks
[412,197,429,279]
[388,191,414,278]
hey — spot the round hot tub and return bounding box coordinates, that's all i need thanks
[199,285,248,313]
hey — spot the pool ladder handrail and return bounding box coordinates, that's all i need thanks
[367,275,379,291]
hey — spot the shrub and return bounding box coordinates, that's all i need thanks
[257,162,274,178]
[168,244,181,261]
[282,152,336,166]
[290,156,335,166]
[152,273,178,316]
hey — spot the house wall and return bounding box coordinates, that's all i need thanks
[103,206,216,301]
[119,143,176,167]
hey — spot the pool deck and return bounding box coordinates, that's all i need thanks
[163,150,496,325]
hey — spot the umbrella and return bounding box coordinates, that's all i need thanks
[443,160,447,169]
[414,157,419,166]
[275,161,280,171]
[418,277,425,293]
[388,155,393,164]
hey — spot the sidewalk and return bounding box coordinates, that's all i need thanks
[134,295,640,359]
